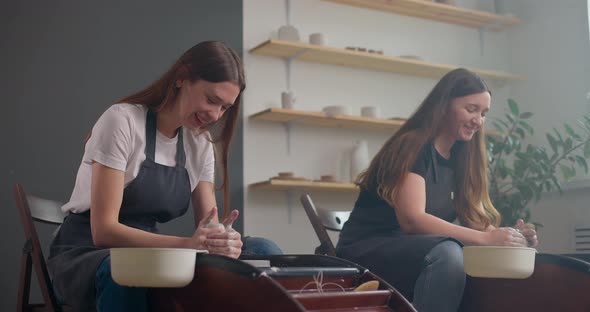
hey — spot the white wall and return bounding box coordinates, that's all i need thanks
[501,0,590,253]
[243,0,512,253]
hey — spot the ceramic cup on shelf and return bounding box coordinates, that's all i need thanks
[309,33,325,45]
[278,25,300,42]
[281,91,296,109]
[361,106,381,118]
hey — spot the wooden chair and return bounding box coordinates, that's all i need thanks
[300,194,350,256]
[14,183,71,312]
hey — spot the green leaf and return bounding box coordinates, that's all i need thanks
[508,99,519,116]
[498,119,510,129]
[551,176,563,194]
[546,133,558,152]
[519,121,534,135]
[560,164,576,181]
[564,138,573,151]
[506,113,515,124]
[584,141,590,157]
[575,155,588,173]
[519,112,533,119]
[492,142,504,154]
[492,121,505,132]
[517,184,533,200]
[565,124,576,137]
[553,128,564,142]
[515,127,525,139]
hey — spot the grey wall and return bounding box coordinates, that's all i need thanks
[0,1,243,309]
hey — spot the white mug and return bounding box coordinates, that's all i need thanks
[361,106,380,118]
[309,33,325,45]
[281,91,296,109]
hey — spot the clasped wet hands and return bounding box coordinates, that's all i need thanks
[192,206,243,258]
[514,219,539,247]
[488,219,538,247]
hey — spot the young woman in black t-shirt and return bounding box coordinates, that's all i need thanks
[336,68,538,312]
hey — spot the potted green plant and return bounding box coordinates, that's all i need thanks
[487,99,590,226]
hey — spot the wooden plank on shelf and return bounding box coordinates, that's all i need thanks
[250,108,405,132]
[249,179,359,192]
[249,40,525,83]
[322,0,521,31]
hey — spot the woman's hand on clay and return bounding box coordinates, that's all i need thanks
[486,227,528,247]
[188,206,225,250]
[204,209,243,259]
[514,219,539,247]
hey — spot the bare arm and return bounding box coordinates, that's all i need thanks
[90,162,193,248]
[393,173,526,246]
[191,181,218,226]
[393,173,488,245]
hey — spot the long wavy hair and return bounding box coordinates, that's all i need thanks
[118,41,245,218]
[357,68,500,228]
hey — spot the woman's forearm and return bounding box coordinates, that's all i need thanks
[403,213,488,246]
[92,222,190,248]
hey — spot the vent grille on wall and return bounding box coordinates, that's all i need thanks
[575,225,590,253]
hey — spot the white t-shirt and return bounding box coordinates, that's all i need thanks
[62,103,215,213]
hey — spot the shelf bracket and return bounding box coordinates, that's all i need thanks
[478,19,504,56]
[284,120,294,156]
[285,49,309,91]
[285,188,296,224]
[477,28,486,57]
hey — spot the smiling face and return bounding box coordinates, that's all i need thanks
[174,79,240,130]
[442,91,491,141]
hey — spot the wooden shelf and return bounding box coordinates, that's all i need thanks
[322,0,521,31]
[250,108,405,132]
[250,107,501,138]
[250,40,525,83]
[249,179,359,192]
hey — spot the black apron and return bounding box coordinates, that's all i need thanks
[336,143,461,300]
[48,109,191,312]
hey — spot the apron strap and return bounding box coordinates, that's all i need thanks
[145,110,157,163]
[176,128,186,167]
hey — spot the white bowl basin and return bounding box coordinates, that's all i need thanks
[110,248,205,287]
[463,246,536,279]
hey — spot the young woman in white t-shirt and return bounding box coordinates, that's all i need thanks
[47,41,282,312]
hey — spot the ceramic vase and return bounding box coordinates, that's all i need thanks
[350,140,369,182]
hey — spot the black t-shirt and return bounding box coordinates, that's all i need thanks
[338,142,458,245]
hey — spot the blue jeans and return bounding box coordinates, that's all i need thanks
[240,236,283,256]
[412,240,466,312]
[94,236,282,312]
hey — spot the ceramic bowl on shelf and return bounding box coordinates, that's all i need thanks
[323,105,350,117]
[110,248,205,287]
[277,25,300,42]
[463,246,536,279]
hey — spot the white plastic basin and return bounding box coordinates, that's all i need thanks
[110,248,205,287]
[463,246,536,279]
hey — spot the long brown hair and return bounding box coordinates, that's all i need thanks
[118,41,245,218]
[357,68,500,228]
